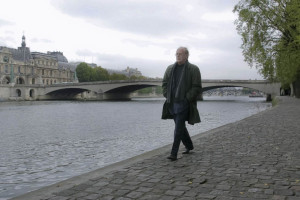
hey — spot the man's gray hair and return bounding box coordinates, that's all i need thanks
[178,47,189,57]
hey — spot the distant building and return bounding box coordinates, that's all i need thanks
[69,61,97,69]
[107,66,142,77]
[0,35,76,85]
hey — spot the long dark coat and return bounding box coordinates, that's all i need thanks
[161,61,202,125]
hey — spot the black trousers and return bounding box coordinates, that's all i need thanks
[171,108,194,156]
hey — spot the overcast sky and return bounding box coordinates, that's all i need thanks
[0,0,263,79]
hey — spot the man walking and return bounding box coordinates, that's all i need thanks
[162,47,202,161]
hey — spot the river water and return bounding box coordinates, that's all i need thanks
[0,96,271,199]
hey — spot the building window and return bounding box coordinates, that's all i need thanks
[46,80,49,85]
[5,65,8,73]
[50,70,53,77]
[18,66,21,73]
[42,69,44,75]
[31,67,34,75]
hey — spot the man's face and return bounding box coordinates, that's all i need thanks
[176,48,188,65]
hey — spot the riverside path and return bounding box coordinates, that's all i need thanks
[13,97,300,200]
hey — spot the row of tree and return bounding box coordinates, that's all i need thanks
[234,0,300,97]
[75,62,147,82]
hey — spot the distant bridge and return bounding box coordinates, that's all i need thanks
[4,79,281,101]
[39,79,281,100]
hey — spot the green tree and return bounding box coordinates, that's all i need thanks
[137,87,153,94]
[93,67,110,81]
[233,0,300,95]
[155,86,163,94]
[76,63,111,82]
[109,73,128,80]
[129,75,147,80]
[76,62,93,82]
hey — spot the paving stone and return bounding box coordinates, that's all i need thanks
[271,195,287,200]
[139,194,162,200]
[216,184,231,190]
[126,191,144,198]
[84,193,102,200]
[265,189,274,195]
[136,187,153,193]
[197,194,217,199]
[248,188,263,193]
[286,197,300,200]
[274,189,294,196]
[100,196,114,200]
[165,190,185,196]
[114,189,130,196]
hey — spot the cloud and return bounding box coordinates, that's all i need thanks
[201,10,236,22]
[0,18,14,27]
[51,0,198,36]
[74,49,169,78]
[30,38,53,44]
[0,35,17,47]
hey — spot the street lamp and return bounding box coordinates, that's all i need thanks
[10,60,15,83]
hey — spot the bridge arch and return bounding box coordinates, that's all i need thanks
[45,88,91,100]
[203,85,263,93]
[105,84,159,94]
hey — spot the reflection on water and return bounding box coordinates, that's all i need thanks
[0,96,271,199]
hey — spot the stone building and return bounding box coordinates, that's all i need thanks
[107,66,143,77]
[0,35,76,86]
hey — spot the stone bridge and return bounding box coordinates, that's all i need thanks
[31,79,280,100]
[2,79,281,101]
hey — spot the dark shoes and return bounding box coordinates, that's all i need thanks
[182,147,194,154]
[167,155,177,161]
[168,147,194,161]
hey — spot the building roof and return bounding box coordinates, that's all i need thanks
[58,61,77,71]
[3,46,33,62]
[47,51,68,63]
[31,52,57,60]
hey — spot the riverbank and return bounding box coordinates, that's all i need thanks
[12,96,300,199]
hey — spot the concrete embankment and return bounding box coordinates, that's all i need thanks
[12,97,300,200]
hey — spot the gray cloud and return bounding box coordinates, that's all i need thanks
[51,0,197,36]
[50,0,241,52]
[52,0,260,79]
[196,0,236,11]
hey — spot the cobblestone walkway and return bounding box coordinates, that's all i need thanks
[13,97,300,200]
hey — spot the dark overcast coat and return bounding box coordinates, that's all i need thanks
[161,61,202,125]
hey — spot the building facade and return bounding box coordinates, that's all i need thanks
[0,35,76,86]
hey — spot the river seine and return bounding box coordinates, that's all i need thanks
[0,96,271,199]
